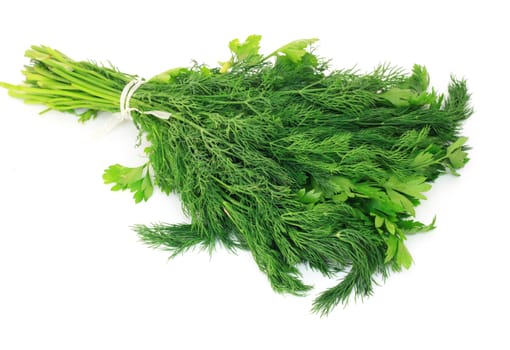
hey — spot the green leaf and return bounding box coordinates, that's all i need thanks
[447,136,468,155]
[374,215,384,228]
[380,66,436,106]
[133,190,145,204]
[329,176,355,196]
[384,235,399,263]
[399,216,436,235]
[328,176,356,203]
[123,167,144,185]
[446,137,469,170]
[229,34,262,61]
[445,137,469,172]
[129,178,143,192]
[385,176,431,200]
[369,197,402,218]
[200,66,212,77]
[407,64,430,93]
[386,235,413,269]
[411,150,435,168]
[103,164,143,186]
[218,35,262,73]
[150,67,189,83]
[110,184,126,191]
[332,192,348,203]
[219,60,233,74]
[219,35,263,73]
[408,91,438,106]
[296,188,322,204]
[449,149,468,169]
[380,88,415,107]
[142,173,154,201]
[271,38,318,63]
[353,182,384,199]
[103,163,153,203]
[386,189,416,216]
[385,219,396,235]
[396,241,413,269]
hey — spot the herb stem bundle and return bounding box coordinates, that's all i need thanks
[0,36,472,315]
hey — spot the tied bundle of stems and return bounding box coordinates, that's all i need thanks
[0,35,471,315]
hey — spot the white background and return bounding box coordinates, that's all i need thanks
[0,1,508,349]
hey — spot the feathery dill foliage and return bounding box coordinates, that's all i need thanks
[0,35,472,315]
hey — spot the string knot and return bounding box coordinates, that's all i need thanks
[120,77,146,118]
[94,77,171,138]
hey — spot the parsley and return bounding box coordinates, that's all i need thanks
[103,163,153,203]
[0,36,472,315]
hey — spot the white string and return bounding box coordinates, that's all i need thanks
[120,78,146,117]
[94,77,171,138]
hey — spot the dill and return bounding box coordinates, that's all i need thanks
[0,35,472,315]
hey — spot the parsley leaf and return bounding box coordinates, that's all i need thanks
[270,38,318,62]
[103,163,153,203]
[385,176,431,200]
